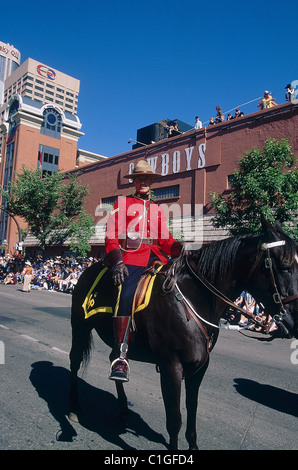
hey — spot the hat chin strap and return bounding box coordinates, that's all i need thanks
[135,191,150,200]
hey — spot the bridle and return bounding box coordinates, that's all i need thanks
[163,240,298,336]
[243,240,298,334]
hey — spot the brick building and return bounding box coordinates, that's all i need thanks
[0,38,296,256]
[0,40,108,254]
[26,101,298,258]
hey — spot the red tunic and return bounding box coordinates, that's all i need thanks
[105,195,181,267]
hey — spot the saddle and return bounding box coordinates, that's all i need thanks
[82,261,164,320]
[132,261,163,314]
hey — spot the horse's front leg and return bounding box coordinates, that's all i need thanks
[159,361,183,450]
[68,323,91,421]
[184,359,209,450]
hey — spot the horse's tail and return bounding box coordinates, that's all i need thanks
[70,301,94,371]
[81,328,93,369]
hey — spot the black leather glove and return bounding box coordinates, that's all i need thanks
[112,263,129,286]
[104,249,129,286]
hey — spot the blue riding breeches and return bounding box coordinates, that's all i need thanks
[116,256,158,317]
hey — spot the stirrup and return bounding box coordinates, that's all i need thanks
[109,357,130,382]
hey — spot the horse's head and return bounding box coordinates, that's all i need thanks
[239,218,298,339]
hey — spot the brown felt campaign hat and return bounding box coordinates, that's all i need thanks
[124,160,162,179]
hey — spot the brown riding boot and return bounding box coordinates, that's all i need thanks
[109,316,130,382]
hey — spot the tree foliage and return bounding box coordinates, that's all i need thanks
[210,139,298,240]
[1,166,95,256]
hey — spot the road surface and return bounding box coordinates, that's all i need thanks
[0,284,297,451]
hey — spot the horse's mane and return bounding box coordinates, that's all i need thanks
[191,235,249,283]
[189,224,297,283]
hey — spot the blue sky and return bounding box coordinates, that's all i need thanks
[2,0,298,157]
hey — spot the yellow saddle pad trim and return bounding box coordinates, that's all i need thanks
[82,267,121,319]
[133,264,163,313]
[82,264,163,320]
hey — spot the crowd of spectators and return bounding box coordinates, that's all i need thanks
[167,83,296,137]
[0,255,276,333]
[207,105,244,126]
[0,254,101,293]
[205,83,296,128]
[224,289,271,332]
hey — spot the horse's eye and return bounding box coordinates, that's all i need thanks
[280,267,292,273]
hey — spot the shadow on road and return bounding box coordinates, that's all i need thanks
[234,378,298,417]
[29,361,167,449]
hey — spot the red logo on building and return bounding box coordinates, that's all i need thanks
[37,64,56,80]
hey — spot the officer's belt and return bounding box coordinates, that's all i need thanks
[141,238,158,246]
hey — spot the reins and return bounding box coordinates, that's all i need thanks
[162,239,297,335]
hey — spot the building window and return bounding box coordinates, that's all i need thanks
[3,142,14,190]
[0,143,15,244]
[8,100,19,134]
[38,145,59,176]
[101,196,118,209]
[152,185,180,200]
[40,107,62,139]
[227,175,234,189]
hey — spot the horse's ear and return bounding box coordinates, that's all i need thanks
[273,220,283,231]
[261,215,283,235]
[261,214,274,231]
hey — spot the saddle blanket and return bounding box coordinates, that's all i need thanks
[82,264,163,320]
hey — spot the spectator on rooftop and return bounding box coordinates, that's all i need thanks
[258,90,277,110]
[215,106,225,123]
[234,108,244,118]
[194,116,202,129]
[285,83,296,102]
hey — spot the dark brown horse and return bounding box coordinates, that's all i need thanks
[69,218,298,449]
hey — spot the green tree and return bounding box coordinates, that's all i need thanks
[210,139,298,240]
[1,166,95,256]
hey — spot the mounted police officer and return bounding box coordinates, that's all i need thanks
[104,160,182,382]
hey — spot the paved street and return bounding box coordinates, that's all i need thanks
[0,283,297,451]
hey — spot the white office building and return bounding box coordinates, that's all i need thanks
[0,41,21,107]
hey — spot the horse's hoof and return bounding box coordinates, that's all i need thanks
[68,411,79,423]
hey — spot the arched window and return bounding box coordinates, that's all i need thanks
[40,108,62,138]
